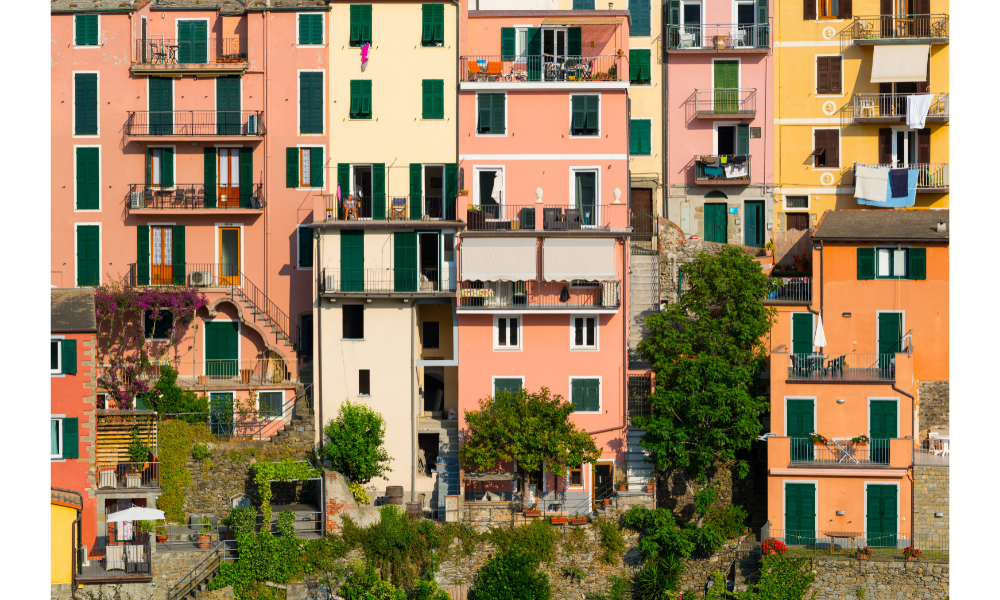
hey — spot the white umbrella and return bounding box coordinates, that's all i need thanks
[813,315,827,348]
[106,507,165,523]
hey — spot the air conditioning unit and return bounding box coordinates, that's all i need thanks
[324,274,335,292]
[189,270,213,286]
[247,114,258,135]
[130,192,143,209]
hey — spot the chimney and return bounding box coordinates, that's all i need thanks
[936,222,946,233]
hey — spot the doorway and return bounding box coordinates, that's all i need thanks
[784,483,816,545]
[717,125,737,156]
[681,1,702,46]
[418,232,439,291]
[424,166,444,219]
[592,463,614,511]
[478,169,501,219]
[216,76,241,136]
[352,166,373,219]
[870,400,897,465]
[542,27,567,64]
[866,484,898,548]
[219,227,241,285]
[218,148,242,207]
[574,171,597,226]
[786,213,809,231]
[744,200,764,247]
[630,188,654,249]
[713,61,739,113]
[150,226,173,285]
[423,368,445,413]
[703,203,728,243]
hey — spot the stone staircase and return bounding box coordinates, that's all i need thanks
[625,428,654,488]
[434,420,461,518]
[629,253,659,369]
[269,385,316,452]
[225,285,295,350]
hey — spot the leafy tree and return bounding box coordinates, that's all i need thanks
[144,364,209,420]
[322,401,393,484]
[459,387,602,504]
[469,549,550,600]
[637,246,780,480]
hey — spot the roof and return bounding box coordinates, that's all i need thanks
[51,289,98,333]
[51,0,138,13]
[811,210,949,243]
[469,9,632,27]
[52,0,330,14]
[52,488,84,510]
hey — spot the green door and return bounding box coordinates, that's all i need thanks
[784,483,816,546]
[210,392,235,437]
[791,313,813,356]
[575,172,596,226]
[217,76,241,136]
[877,312,902,375]
[713,60,739,113]
[149,77,173,135]
[340,230,365,292]
[866,484,898,548]
[869,400,897,465]
[787,399,814,462]
[704,203,727,243]
[744,201,764,247]
[178,20,208,63]
[76,225,100,287]
[526,28,542,81]
[205,320,238,378]
[394,231,418,292]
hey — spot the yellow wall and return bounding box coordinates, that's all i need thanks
[51,504,76,584]
[624,0,663,215]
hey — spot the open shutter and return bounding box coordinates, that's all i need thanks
[145,148,151,186]
[571,96,585,132]
[917,128,930,164]
[830,57,842,94]
[568,27,582,56]
[62,418,79,458]
[136,225,150,285]
[804,0,817,20]
[571,379,584,410]
[61,340,78,375]
[372,163,386,219]
[299,227,313,268]
[240,149,253,206]
[586,95,599,133]
[501,27,516,61]
[757,0,768,25]
[172,225,186,285]
[478,93,491,132]
[350,5,361,44]
[737,123,750,156]
[409,163,423,220]
[421,4,432,43]
[161,147,174,188]
[361,80,372,118]
[526,28,542,81]
[204,148,217,207]
[813,129,826,166]
[337,164,350,219]
[310,147,324,188]
[857,247,875,280]
[394,231,418,292]
[921,49,931,93]
[629,50,639,82]
[491,93,505,134]
[445,163,458,220]
[639,50,650,82]
[841,0,853,19]
[878,128,892,165]
[826,131,840,168]
[816,57,829,94]
[908,248,926,280]
[286,148,298,188]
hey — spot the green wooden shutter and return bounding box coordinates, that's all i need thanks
[478,93,491,133]
[338,164,350,219]
[632,0,651,36]
[640,50,651,83]
[423,80,444,119]
[299,226,313,268]
[640,120,651,154]
[172,225,186,285]
[568,27,582,56]
[445,163,458,220]
[300,72,324,134]
[501,27,516,61]
[350,4,372,46]
[877,312,902,356]
[313,13,324,44]
[145,148,151,186]
[571,96,585,133]
[870,400,898,439]
[573,0,595,8]
[62,418,80,458]
[630,120,651,155]
[310,147,324,188]
[586,379,600,411]
[340,230,365,291]
[372,163,386,219]
[161,147,174,188]
[61,340,78,375]
[148,77,173,135]
[77,226,100,287]
[409,163,423,220]
[178,20,192,62]
[76,147,99,210]
[908,247,926,280]
[629,49,639,82]
[75,73,98,135]
[205,321,238,378]
[857,247,875,279]
[350,80,360,116]
[286,148,299,188]
[494,378,522,399]
[667,0,680,46]
[76,15,98,46]
[204,148,217,207]
[216,76,241,136]
[791,313,813,355]
[422,4,444,45]
[394,231,418,292]
[526,28,542,81]
[136,225,149,285]
[361,80,372,118]
[585,95,599,134]
[866,485,898,547]
[192,21,208,63]
[571,379,584,410]
[432,4,444,43]
[737,123,750,156]
[786,398,814,461]
[491,93,505,134]
[240,148,253,206]
[630,50,650,83]
[300,14,323,45]
[350,5,361,45]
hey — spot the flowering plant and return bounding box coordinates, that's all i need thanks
[903,546,922,559]
[851,434,871,445]
[793,253,810,265]
[809,433,829,445]
[760,538,787,556]
[856,546,872,557]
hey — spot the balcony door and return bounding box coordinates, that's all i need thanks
[205,321,238,380]
[424,166,444,219]
[148,78,173,136]
[784,483,816,545]
[735,0,755,46]
[351,165,374,219]
[150,226,173,285]
[478,169,501,220]
[218,227,241,285]
[877,311,902,374]
[574,171,597,227]
[869,400,897,465]
[892,128,918,167]
[787,399,814,461]
[541,27,567,64]
[218,148,242,207]
[866,484,898,548]
[177,20,208,64]
[681,1,702,47]
[217,76,241,136]
[713,61,739,114]
[418,232,440,291]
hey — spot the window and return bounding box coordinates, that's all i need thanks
[286,147,324,188]
[494,315,521,351]
[630,0,651,36]
[494,377,524,398]
[145,147,175,189]
[629,49,651,84]
[143,310,174,340]
[443,233,454,262]
[259,391,283,418]
[570,95,599,136]
[298,226,313,268]
[816,56,843,94]
[570,378,601,412]
[76,147,100,210]
[51,419,63,459]
[298,13,324,45]
[51,417,78,460]
[569,467,583,487]
[75,73,98,135]
[573,0,595,8]
[857,247,926,280]
[343,305,365,339]
[75,14,99,46]
[876,248,908,279]
[350,80,373,120]
[76,225,100,287]
[422,79,444,120]
[350,4,373,47]
[477,93,505,135]
[630,119,652,155]
[812,129,840,168]
[819,0,840,19]
[299,71,324,133]
[785,196,809,209]
[423,321,440,349]
[571,316,597,349]
[359,370,371,395]
[51,340,62,374]
[421,4,444,46]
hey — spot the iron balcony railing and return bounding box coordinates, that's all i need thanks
[852,14,949,42]
[762,529,948,561]
[96,461,161,491]
[322,267,455,294]
[788,352,895,382]
[913,447,949,467]
[857,163,949,190]
[201,358,291,384]
[134,37,248,65]
[321,195,457,222]
[128,183,264,210]
[765,277,812,303]
[666,24,770,50]
[458,280,621,310]
[466,204,611,231]
[461,55,623,83]
[124,110,265,137]
[694,88,757,116]
[695,155,751,184]
[789,438,894,467]
[852,93,949,121]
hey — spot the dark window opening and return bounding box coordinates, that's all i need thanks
[343,305,364,339]
[359,369,371,395]
[423,321,440,349]
[143,310,174,340]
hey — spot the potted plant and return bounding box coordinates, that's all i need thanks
[616,471,627,492]
[764,240,776,257]
[196,516,213,549]
[794,254,810,272]
[135,520,154,542]
[855,546,872,560]
[550,516,568,525]
[466,203,485,229]
[240,368,252,384]
[646,479,655,494]
[457,189,470,196]
[851,434,871,445]
[570,513,587,525]
[524,508,542,518]
[198,374,208,385]
[903,546,922,561]
[809,433,829,445]
[155,523,167,545]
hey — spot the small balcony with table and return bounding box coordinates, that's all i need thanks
[666,24,769,53]
[852,93,948,124]
[128,183,264,214]
[131,37,249,76]
[461,54,624,85]
[851,15,949,45]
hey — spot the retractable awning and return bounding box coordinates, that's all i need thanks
[461,237,537,281]
[541,17,625,25]
[542,238,616,281]
[870,44,929,83]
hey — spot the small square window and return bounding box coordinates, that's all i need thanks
[570,95,599,137]
[51,340,62,374]
[876,248,909,279]
[423,321,440,349]
[570,378,600,412]
[359,370,371,395]
[569,468,583,487]
[443,234,455,262]
[494,315,521,351]
[298,13,324,45]
[343,305,365,339]
[143,310,174,340]
[785,196,809,209]
[259,391,283,418]
[571,316,598,349]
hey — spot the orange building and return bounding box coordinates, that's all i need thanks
[764,209,948,551]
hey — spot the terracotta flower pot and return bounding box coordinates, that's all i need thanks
[646,484,655,493]
[198,375,208,385]
[551,517,568,525]
[618,484,627,491]
[197,534,211,549]
[240,369,252,384]
[795,262,807,272]
[524,510,541,518]
[906,556,918,562]
[156,535,167,544]
[570,517,587,525]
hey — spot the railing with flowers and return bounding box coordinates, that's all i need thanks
[760,529,947,561]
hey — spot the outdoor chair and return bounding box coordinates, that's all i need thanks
[390,197,407,220]
[105,545,126,572]
[125,545,148,574]
[98,467,117,489]
[543,207,564,230]
[564,209,583,230]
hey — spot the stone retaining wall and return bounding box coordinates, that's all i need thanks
[913,466,949,537]
[51,550,235,600]
[917,381,949,442]
[811,557,949,600]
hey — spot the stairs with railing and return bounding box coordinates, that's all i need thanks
[224,269,297,350]
[166,542,235,600]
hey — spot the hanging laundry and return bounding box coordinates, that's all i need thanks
[724,163,748,179]
[730,155,747,165]
[854,164,890,203]
[361,42,371,67]
[906,94,934,129]
[858,169,917,208]
[889,169,909,198]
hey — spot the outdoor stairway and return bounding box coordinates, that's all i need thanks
[629,253,659,369]
[625,428,654,488]
[268,385,316,451]
[434,420,461,519]
[167,542,233,600]
[225,277,295,349]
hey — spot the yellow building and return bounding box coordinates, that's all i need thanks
[51,489,82,585]
[773,1,948,234]
[621,0,662,222]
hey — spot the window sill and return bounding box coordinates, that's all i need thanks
[572,410,602,415]
[52,458,67,462]
[343,338,366,341]
[493,347,523,352]
[570,347,599,352]
[811,167,841,171]
[475,132,507,137]
[51,373,66,378]
[298,132,325,136]
[296,188,326,192]
[296,44,327,48]
[349,117,373,121]
[358,394,371,397]
[814,94,844,98]
[421,118,445,121]
[421,43,446,48]
[569,134,600,138]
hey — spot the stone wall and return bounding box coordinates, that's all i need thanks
[913,466,949,538]
[810,557,949,600]
[917,381,949,442]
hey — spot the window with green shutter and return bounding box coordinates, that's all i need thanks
[857,247,875,280]
[477,93,505,134]
[630,0,651,36]
[74,73,98,135]
[421,4,444,46]
[62,339,78,375]
[76,225,100,287]
[573,0,595,9]
[299,71,324,134]
[75,15,99,46]
[629,49,651,84]
[76,147,100,210]
[350,4,373,47]
[422,79,444,119]
[493,378,523,400]
[298,225,313,268]
[571,378,600,412]
[570,95,599,136]
[629,119,651,155]
[298,13,324,45]
[289,147,324,189]
[350,80,372,119]
[177,20,208,63]
[862,246,924,280]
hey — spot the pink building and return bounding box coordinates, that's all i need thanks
[663,0,775,246]
[456,6,634,514]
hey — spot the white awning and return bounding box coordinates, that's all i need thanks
[461,237,537,281]
[871,44,929,83]
[542,238,616,281]
[106,507,165,523]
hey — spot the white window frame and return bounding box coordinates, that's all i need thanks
[541,26,569,62]
[568,376,602,414]
[569,314,600,351]
[258,390,285,420]
[782,195,811,211]
[51,417,65,460]
[297,69,326,135]
[475,92,508,137]
[472,165,505,208]
[875,247,909,279]
[491,375,525,398]
[567,461,587,490]
[680,0,705,27]
[297,225,313,270]
[863,481,901,540]
[814,54,845,98]
[732,0,758,26]
[73,14,101,48]
[296,145,328,191]
[296,12,326,47]
[51,338,63,375]
[493,314,522,351]
[513,25,532,61]
[712,121,740,156]
[568,93,601,138]
[342,304,366,341]
[782,396,818,437]
[890,126,919,166]
[810,127,841,171]
[781,480,820,534]
[72,71,101,138]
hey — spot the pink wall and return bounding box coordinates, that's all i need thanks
[463,15,629,57]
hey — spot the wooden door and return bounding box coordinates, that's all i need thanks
[630,188,654,241]
[216,76,241,135]
[866,484,898,547]
[218,149,241,207]
[786,213,809,231]
[205,322,238,380]
[150,226,173,285]
[704,203,727,243]
[592,463,613,511]
[785,483,816,545]
[877,312,902,373]
[218,227,240,285]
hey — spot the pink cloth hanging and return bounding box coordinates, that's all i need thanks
[336,183,342,202]
[361,43,370,65]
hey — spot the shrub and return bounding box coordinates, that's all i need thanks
[731,554,815,600]
[344,506,441,589]
[229,506,257,537]
[593,518,626,565]
[322,401,393,484]
[191,444,212,460]
[351,481,371,504]
[488,519,559,565]
[148,364,210,419]
[623,505,695,559]
[587,574,632,600]
[413,580,452,600]
[276,510,296,538]
[339,562,406,600]
[469,549,550,600]
[301,534,351,575]
[704,505,748,539]
[437,522,481,561]
[634,555,684,600]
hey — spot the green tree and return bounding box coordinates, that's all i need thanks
[470,549,550,600]
[322,401,393,484]
[145,364,208,420]
[637,247,780,480]
[729,555,815,600]
[459,387,602,504]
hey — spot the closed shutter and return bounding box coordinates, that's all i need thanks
[300,14,322,45]
[338,164,350,219]
[299,226,313,268]
[203,148,217,206]
[205,321,239,377]
[77,226,100,287]
[161,147,174,188]
[791,313,813,355]
[640,50,651,83]
[422,4,444,45]
[527,28,542,81]
[310,147,324,188]
[445,163,458,220]
[422,79,444,119]
[826,130,839,167]
[568,27,582,56]
[501,27,516,61]
[286,148,299,188]
[571,96,585,133]
[866,485,898,547]
[737,123,750,156]
[240,148,253,206]
[372,163,386,219]
[340,230,365,292]
[394,231,418,292]
[136,225,149,285]
[804,0,817,20]
[491,93,505,134]
[878,128,892,165]
[786,399,813,437]
[630,120,651,155]
[62,418,80,458]
[148,77,173,135]
[631,0,651,36]
[216,76,241,136]
[841,0,853,19]
[494,378,522,399]
[857,247,875,279]
[178,21,208,63]
[877,312,902,356]
[908,247,926,280]
[409,163,423,220]
[477,93,492,133]
[629,49,639,82]
[572,379,599,412]
[830,57,842,94]
[61,340,78,375]
[422,4,433,44]
[579,95,598,134]
[573,0,595,8]
[76,15,98,46]
[817,57,829,94]
[172,225,186,285]
[76,147,100,210]
[75,73,98,135]
[917,128,930,164]
[350,4,372,46]
[300,72,323,133]
[785,483,816,544]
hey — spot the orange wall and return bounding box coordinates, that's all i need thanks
[463,17,628,57]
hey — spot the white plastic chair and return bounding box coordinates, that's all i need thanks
[105,545,125,572]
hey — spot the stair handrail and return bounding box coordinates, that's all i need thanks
[222,264,299,349]
[166,541,230,600]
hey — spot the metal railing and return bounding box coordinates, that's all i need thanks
[466,204,610,231]
[160,387,304,441]
[134,37,248,65]
[765,277,812,303]
[763,529,948,561]
[788,353,895,381]
[627,374,652,427]
[857,163,949,190]
[96,461,161,490]
[914,444,949,467]
[321,195,457,222]
[695,155,752,184]
[461,55,623,83]
[128,183,264,210]
[124,110,265,137]
[852,14,949,41]
[166,541,234,600]
[695,88,757,116]
[789,438,893,466]
[201,358,291,384]
[852,93,948,120]
[458,280,621,309]
[322,267,453,294]
[666,24,770,50]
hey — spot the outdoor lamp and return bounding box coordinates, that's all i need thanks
[613,188,622,204]
[837,399,846,404]
[836,510,845,516]
[535,187,543,203]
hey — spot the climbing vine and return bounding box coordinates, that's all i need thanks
[157,420,213,523]
[253,459,322,523]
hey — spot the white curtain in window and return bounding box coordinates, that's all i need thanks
[163,227,172,265]
[893,249,906,277]
[152,227,161,265]
[516,29,527,58]
[219,149,229,186]
[877,249,890,276]
[151,149,161,185]
[301,149,311,187]
[230,149,240,186]
[51,420,60,456]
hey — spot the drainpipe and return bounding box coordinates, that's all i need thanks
[316,231,324,454]
[893,382,916,537]
[53,486,84,600]
[661,24,669,218]
[452,0,460,180]
[411,299,417,502]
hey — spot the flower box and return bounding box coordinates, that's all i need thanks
[524,510,541,518]
[570,517,588,525]
[550,517,568,525]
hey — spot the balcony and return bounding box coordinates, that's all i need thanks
[78,537,153,583]
[695,155,752,186]
[99,356,293,389]
[787,352,897,382]
[666,24,769,52]
[769,437,914,471]
[124,111,265,140]
[126,262,242,288]
[852,93,948,123]
[694,89,756,119]
[131,37,249,75]
[457,280,621,310]
[97,461,161,492]
[762,528,947,561]
[764,277,812,305]
[852,15,949,44]
[316,195,458,223]
[321,268,456,296]
[460,55,625,86]
[465,204,620,231]
[128,184,264,212]
[855,163,949,193]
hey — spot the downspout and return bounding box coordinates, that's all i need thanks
[590,238,630,438]
[661,18,669,218]
[893,382,916,537]
[411,299,417,502]
[316,231,323,454]
[452,0,460,181]
[263,9,270,301]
